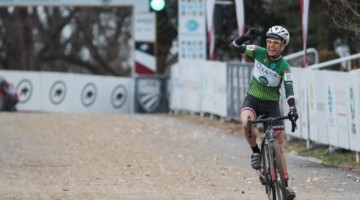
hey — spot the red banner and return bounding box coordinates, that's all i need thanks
[301,0,310,67]
[234,0,246,62]
[206,0,216,60]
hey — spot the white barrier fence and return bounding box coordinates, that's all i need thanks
[170,61,232,118]
[1,70,133,113]
[170,61,360,152]
[285,68,360,151]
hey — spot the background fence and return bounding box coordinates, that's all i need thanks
[0,70,170,114]
[170,61,360,152]
[2,63,360,152]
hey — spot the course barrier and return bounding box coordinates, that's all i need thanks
[170,61,360,152]
[0,70,170,114]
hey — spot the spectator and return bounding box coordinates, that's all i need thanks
[0,76,19,111]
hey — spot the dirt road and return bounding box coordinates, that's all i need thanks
[0,113,359,199]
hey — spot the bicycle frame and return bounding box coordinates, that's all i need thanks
[262,124,278,183]
[247,115,293,200]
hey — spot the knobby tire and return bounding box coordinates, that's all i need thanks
[261,141,276,200]
[271,141,287,199]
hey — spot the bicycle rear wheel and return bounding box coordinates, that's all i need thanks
[271,141,286,199]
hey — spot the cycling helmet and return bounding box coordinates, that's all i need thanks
[266,26,290,45]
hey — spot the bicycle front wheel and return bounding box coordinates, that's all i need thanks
[271,141,286,199]
[260,142,276,200]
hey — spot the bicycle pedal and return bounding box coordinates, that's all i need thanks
[285,187,296,200]
[259,174,266,185]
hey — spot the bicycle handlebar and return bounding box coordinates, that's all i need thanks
[246,115,297,138]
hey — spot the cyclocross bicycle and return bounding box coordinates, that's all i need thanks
[247,115,296,200]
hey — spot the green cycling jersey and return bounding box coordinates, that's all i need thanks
[229,43,295,102]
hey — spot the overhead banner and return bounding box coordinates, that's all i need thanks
[0,0,143,8]
[178,0,206,62]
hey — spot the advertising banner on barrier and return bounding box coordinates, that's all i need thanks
[41,72,75,113]
[200,62,214,114]
[348,71,360,151]
[0,70,133,113]
[226,62,252,121]
[298,68,309,139]
[325,71,339,146]
[306,69,318,142]
[314,70,328,144]
[134,76,169,113]
[182,62,201,113]
[284,67,305,139]
[68,74,132,113]
[170,63,181,111]
[1,70,42,112]
[334,72,350,149]
[178,0,206,62]
[211,61,227,117]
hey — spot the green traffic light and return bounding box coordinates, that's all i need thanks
[150,0,166,12]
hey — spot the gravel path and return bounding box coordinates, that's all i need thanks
[0,113,359,199]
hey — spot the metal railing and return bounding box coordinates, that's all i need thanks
[308,52,360,70]
[284,48,319,64]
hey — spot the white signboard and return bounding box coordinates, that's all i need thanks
[306,70,318,142]
[41,72,74,113]
[284,67,305,139]
[181,62,201,112]
[348,71,360,151]
[134,12,155,41]
[0,70,132,113]
[334,72,350,149]
[178,0,206,62]
[211,61,227,117]
[314,70,328,144]
[325,71,339,146]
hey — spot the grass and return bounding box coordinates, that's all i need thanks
[285,139,360,173]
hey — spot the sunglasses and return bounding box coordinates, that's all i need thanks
[266,39,282,45]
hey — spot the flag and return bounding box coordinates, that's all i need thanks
[301,0,310,67]
[206,0,216,60]
[234,0,246,62]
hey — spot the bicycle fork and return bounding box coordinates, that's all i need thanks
[265,140,277,184]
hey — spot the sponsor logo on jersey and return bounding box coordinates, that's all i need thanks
[259,76,269,85]
[284,70,292,81]
[253,60,281,87]
[246,45,256,51]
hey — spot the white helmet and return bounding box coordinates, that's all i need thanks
[266,26,290,45]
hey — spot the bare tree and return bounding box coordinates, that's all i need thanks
[323,0,360,52]
[0,6,133,76]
